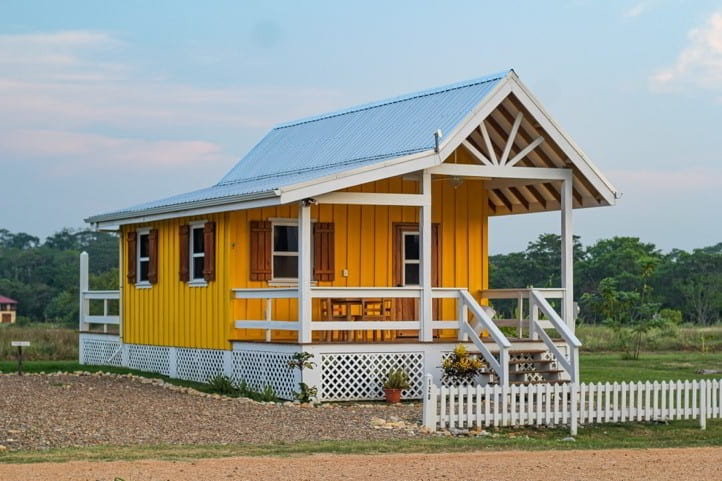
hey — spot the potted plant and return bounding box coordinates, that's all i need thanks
[383,368,410,403]
[441,344,484,385]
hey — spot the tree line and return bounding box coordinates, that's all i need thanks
[0,228,118,325]
[0,228,720,327]
[491,234,722,326]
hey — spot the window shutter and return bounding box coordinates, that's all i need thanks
[127,231,137,284]
[203,221,216,282]
[313,222,335,282]
[179,225,189,282]
[249,220,271,281]
[148,229,159,284]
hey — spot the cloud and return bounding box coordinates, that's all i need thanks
[0,30,344,172]
[0,129,233,175]
[650,11,722,91]
[623,2,647,19]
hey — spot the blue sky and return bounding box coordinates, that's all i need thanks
[1,0,721,253]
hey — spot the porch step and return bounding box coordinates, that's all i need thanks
[483,347,568,387]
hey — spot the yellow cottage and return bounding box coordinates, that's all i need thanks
[80,70,618,401]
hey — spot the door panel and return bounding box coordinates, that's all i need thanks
[392,223,440,338]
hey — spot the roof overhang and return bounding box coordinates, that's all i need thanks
[87,71,619,228]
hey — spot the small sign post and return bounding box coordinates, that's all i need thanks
[11,341,30,375]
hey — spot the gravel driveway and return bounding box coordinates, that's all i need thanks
[0,373,421,451]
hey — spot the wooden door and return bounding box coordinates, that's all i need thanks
[392,223,440,338]
[1,313,11,323]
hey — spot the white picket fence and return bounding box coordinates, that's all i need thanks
[422,374,722,434]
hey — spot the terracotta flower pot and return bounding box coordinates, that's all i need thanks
[384,388,402,404]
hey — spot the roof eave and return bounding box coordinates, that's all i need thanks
[85,190,281,228]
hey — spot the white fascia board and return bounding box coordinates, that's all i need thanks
[315,192,426,206]
[429,163,573,181]
[91,195,281,229]
[436,76,514,162]
[278,150,439,203]
[508,74,618,205]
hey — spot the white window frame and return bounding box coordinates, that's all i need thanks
[188,221,207,287]
[136,227,151,288]
[271,219,301,283]
[402,231,420,286]
[269,218,317,285]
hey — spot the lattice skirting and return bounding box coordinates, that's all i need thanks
[79,335,123,367]
[231,350,297,400]
[319,351,425,401]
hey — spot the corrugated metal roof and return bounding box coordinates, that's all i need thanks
[0,295,17,304]
[87,70,510,223]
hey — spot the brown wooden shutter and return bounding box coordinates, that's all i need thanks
[313,222,335,282]
[148,229,159,284]
[127,231,137,284]
[203,221,216,282]
[249,220,271,281]
[179,225,189,282]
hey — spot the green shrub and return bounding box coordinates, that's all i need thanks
[384,368,410,390]
[207,374,238,395]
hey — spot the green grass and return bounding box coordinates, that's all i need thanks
[0,420,720,464]
[577,324,722,352]
[580,352,722,383]
[0,325,77,361]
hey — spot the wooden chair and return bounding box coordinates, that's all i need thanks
[360,298,392,341]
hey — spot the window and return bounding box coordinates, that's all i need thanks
[402,231,420,286]
[190,224,205,281]
[137,230,150,285]
[272,222,299,280]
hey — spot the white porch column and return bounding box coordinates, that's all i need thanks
[79,251,89,332]
[561,172,574,331]
[298,202,312,343]
[420,170,433,342]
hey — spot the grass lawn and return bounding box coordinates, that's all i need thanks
[580,352,722,383]
[0,420,720,464]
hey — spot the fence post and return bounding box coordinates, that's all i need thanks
[700,380,707,430]
[79,251,89,332]
[570,382,578,436]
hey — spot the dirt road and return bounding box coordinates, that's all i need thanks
[2,447,721,481]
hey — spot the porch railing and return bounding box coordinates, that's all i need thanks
[79,252,120,333]
[481,288,580,383]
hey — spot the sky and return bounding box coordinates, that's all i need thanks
[0,0,721,254]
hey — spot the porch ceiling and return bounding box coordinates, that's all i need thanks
[457,93,609,217]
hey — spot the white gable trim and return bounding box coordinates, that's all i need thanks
[507,73,618,205]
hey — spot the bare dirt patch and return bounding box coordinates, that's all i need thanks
[1,447,722,481]
[0,373,420,450]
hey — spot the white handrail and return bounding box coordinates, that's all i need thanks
[458,290,510,386]
[530,291,581,348]
[530,289,580,382]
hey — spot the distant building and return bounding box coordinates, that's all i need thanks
[0,295,17,324]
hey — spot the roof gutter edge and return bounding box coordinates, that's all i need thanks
[84,190,279,226]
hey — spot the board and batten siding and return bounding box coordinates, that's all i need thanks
[121,172,489,348]
[121,213,231,350]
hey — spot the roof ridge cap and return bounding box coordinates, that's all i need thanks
[273,69,511,130]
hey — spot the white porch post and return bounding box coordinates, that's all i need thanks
[420,170,433,342]
[298,201,312,343]
[561,172,574,331]
[79,251,89,332]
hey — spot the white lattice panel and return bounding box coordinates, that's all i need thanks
[80,337,122,367]
[232,350,296,400]
[176,348,226,383]
[127,344,171,376]
[320,352,424,401]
